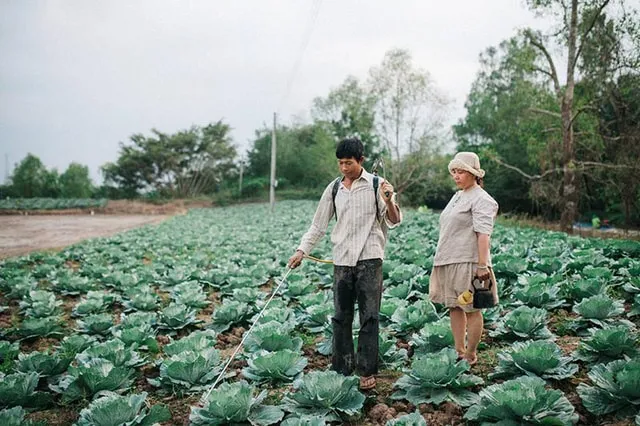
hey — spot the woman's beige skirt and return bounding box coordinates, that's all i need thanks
[429,263,498,312]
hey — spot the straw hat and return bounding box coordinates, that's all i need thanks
[448,152,485,178]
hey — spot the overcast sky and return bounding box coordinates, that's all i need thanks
[0,0,552,183]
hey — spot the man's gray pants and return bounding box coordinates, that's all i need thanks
[332,258,383,376]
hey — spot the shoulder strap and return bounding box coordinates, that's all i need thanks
[373,176,380,220]
[331,177,341,221]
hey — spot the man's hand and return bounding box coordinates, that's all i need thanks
[380,181,394,203]
[288,250,304,269]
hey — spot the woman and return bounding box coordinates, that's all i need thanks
[429,152,498,365]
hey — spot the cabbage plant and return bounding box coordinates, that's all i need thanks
[0,371,52,409]
[16,350,71,377]
[0,341,19,364]
[390,300,440,336]
[512,280,565,310]
[19,316,64,339]
[50,358,135,403]
[563,278,606,303]
[490,306,554,341]
[73,291,118,317]
[571,294,629,331]
[280,415,327,426]
[281,370,365,422]
[464,376,578,425]
[158,303,200,331]
[122,287,160,312]
[75,391,170,426]
[629,294,640,318]
[243,321,303,354]
[163,329,218,356]
[148,347,221,394]
[76,338,146,368]
[111,322,156,350]
[52,274,98,296]
[574,325,638,364]
[391,348,482,407]
[577,358,640,418]
[56,334,96,359]
[380,298,407,326]
[297,291,332,311]
[385,412,426,426]
[384,282,416,300]
[190,380,284,425]
[171,281,209,309]
[242,349,307,385]
[0,406,41,426]
[210,300,253,332]
[19,290,62,318]
[76,313,115,336]
[283,280,316,300]
[410,317,454,355]
[302,303,334,333]
[490,340,578,381]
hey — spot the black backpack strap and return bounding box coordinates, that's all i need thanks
[373,176,380,220]
[331,177,341,221]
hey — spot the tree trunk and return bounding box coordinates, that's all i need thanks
[559,0,579,234]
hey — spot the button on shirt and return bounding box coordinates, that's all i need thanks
[297,170,402,267]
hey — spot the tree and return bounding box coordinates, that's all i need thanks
[102,120,237,197]
[10,153,48,198]
[60,163,93,198]
[368,49,451,194]
[522,0,637,231]
[311,76,380,169]
[455,37,561,215]
[246,123,336,190]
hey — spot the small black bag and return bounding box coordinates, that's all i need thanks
[471,276,496,309]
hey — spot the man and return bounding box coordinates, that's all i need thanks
[288,137,402,390]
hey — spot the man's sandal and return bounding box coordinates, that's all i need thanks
[359,375,376,390]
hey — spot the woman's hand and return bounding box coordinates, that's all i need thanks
[475,265,490,281]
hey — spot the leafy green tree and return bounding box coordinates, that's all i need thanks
[368,48,451,194]
[521,0,638,231]
[10,153,48,198]
[247,123,336,190]
[454,37,559,215]
[311,76,380,169]
[102,120,237,197]
[60,163,93,198]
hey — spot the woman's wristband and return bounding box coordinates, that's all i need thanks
[477,265,488,270]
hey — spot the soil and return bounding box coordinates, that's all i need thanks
[0,215,169,259]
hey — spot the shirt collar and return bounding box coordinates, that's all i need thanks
[340,168,373,188]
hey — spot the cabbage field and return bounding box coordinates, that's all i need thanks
[0,198,108,211]
[1,200,639,425]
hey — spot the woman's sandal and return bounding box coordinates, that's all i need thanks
[359,375,377,391]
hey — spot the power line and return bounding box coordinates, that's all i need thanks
[277,0,323,113]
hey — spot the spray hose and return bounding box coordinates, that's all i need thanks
[199,253,333,404]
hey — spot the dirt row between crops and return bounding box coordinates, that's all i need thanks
[0,215,170,259]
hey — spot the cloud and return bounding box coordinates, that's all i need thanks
[0,0,548,183]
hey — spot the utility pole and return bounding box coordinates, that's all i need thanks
[4,153,8,184]
[238,157,244,196]
[270,112,277,212]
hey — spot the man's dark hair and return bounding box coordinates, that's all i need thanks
[336,137,364,160]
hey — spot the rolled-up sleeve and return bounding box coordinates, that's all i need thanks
[297,184,334,255]
[472,196,499,235]
[381,193,402,229]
